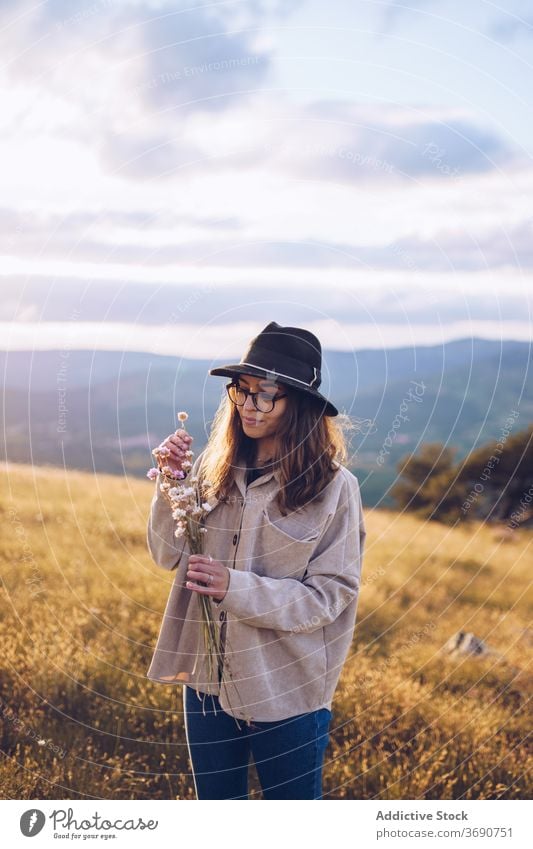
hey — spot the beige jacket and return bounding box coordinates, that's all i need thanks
[146,449,366,723]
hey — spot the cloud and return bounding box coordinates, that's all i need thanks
[258,100,514,184]
[98,132,203,179]
[1,2,511,184]
[0,298,40,322]
[0,0,279,180]
[0,206,243,259]
[2,195,532,272]
[375,0,436,35]
[1,277,531,342]
[388,220,533,271]
[137,9,271,114]
[488,12,533,42]
[0,0,528,285]
[2,317,531,355]
[2,0,273,115]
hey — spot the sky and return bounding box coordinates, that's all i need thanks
[1,0,532,356]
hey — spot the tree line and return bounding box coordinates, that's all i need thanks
[391,422,533,527]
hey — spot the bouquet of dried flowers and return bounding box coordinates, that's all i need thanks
[147,411,223,690]
[147,412,251,726]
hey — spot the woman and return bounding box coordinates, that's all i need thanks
[147,321,366,800]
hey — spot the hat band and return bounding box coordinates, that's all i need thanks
[238,361,321,388]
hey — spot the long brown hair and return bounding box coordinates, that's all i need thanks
[198,381,360,514]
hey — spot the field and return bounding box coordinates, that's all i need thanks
[1,462,531,799]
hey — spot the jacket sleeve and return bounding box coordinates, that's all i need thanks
[213,472,367,633]
[146,448,205,571]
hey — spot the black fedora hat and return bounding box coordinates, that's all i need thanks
[208,321,339,417]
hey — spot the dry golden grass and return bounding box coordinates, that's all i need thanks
[1,462,531,799]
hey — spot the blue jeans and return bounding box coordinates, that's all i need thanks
[183,686,332,800]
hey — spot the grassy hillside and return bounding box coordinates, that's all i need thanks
[0,463,530,800]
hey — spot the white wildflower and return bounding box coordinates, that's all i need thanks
[201,502,213,512]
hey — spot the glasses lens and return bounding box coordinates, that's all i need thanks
[255,392,276,412]
[227,384,245,405]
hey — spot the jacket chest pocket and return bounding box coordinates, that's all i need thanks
[251,505,321,580]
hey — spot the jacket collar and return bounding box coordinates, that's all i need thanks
[201,460,280,509]
[233,462,280,498]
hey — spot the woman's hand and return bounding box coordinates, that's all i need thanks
[186,555,229,602]
[153,428,193,475]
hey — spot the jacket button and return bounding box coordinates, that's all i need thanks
[232,533,238,545]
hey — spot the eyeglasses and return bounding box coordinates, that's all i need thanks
[226,381,288,413]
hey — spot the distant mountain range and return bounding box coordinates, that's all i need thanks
[1,338,531,507]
